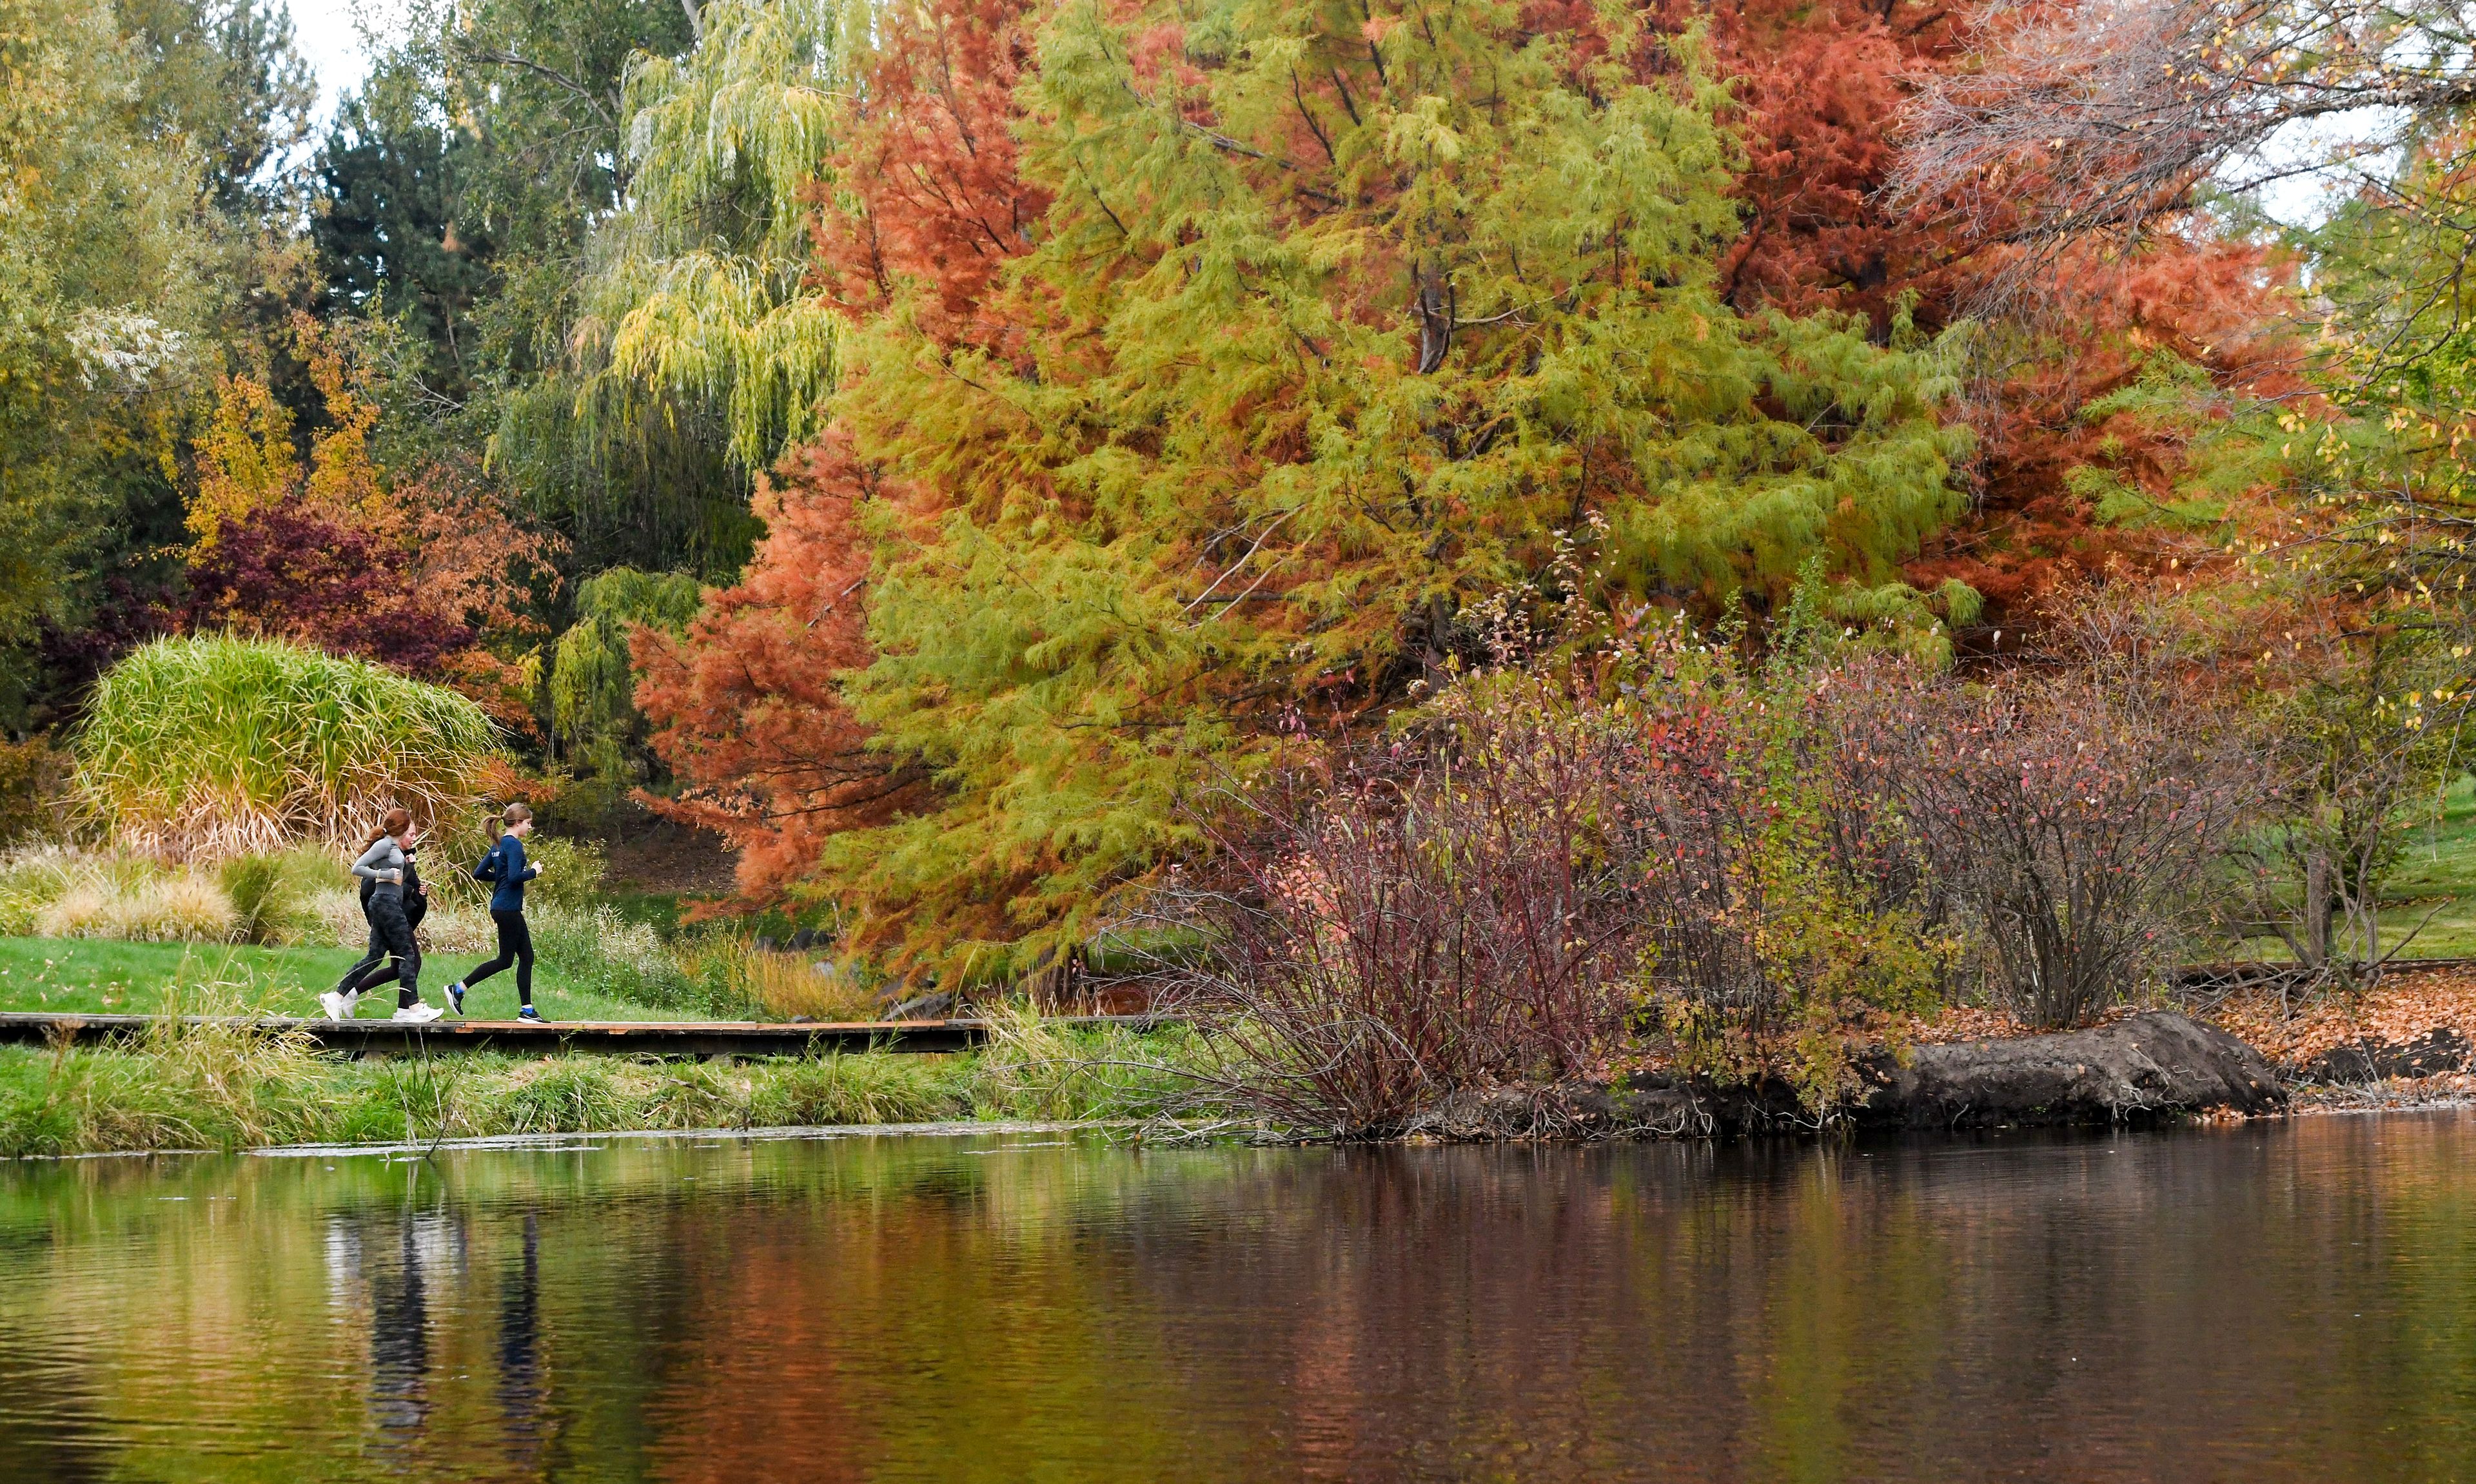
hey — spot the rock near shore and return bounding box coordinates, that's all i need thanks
[1851,1011,2286,1129]
[1417,1011,2286,1140]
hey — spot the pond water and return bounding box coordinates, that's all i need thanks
[0,1113,2472,1482]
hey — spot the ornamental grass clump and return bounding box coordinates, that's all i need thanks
[0,850,303,944]
[74,634,500,859]
[37,873,237,944]
[217,851,329,946]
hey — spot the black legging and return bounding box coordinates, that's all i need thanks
[338,885,427,999]
[336,926,389,997]
[342,888,421,1008]
[459,910,534,1007]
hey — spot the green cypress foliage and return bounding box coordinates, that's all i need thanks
[813,0,1967,968]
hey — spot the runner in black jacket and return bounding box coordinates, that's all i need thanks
[330,841,428,1008]
[320,810,440,1022]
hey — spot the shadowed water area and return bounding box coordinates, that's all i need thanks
[0,1114,2471,1481]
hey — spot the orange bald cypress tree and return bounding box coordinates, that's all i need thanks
[634,0,1041,910]
[1660,0,2303,625]
[809,0,1049,345]
[633,433,929,904]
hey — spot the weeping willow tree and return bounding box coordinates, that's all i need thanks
[549,565,702,787]
[565,0,854,475]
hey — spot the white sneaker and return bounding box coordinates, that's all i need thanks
[318,991,346,1022]
[391,1003,444,1024]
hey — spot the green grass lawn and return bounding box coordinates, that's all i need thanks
[2223,775,2476,961]
[2374,775,2476,957]
[0,937,693,1022]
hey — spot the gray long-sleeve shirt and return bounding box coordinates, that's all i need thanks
[351,837,409,891]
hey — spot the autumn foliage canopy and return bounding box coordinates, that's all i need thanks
[177,322,562,726]
[638,0,2311,975]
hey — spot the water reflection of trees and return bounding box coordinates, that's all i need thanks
[0,1123,2471,1479]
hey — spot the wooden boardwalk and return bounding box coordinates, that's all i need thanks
[0,1011,1176,1059]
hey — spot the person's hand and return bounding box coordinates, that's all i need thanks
[387,869,403,884]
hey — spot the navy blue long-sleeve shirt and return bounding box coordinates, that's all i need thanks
[480,834,539,913]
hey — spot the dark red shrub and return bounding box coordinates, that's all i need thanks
[1143,636,1955,1134]
[181,503,475,678]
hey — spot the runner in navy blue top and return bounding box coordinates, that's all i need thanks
[445,803,544,1019]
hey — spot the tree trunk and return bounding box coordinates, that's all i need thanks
[2303,846,2332,969]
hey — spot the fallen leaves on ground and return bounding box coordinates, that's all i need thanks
[2288,1071,2476,1113]
[2203,964,2476,1066]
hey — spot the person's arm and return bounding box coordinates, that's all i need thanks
[513,837,538,882]
[349,839,401,883]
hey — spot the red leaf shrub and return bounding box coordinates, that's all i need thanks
[1143,609,2264,1132]
[1157,713,1655,1136]
[177,325,563,726]
[182,503,477,677]
[1148,634,1957,1134]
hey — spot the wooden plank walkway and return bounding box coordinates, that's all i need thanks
[0,1011,1177,1059]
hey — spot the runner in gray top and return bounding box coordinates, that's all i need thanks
[321,808,442,1023]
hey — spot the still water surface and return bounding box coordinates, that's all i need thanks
[0,1114,2470,1481]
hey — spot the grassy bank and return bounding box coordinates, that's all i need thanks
[0,937,696,1022]
[0,1011,1190,1157]
[2379,777,2476,957]
[0,841,883,1024]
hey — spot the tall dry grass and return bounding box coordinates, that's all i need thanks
[0,846,344,946]
[682,938,879,1020]
[38,875,237,943]
[73,634,500,860]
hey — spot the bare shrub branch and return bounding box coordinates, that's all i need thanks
[1855,607,2262,1028]
[1894,0,2476,302]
